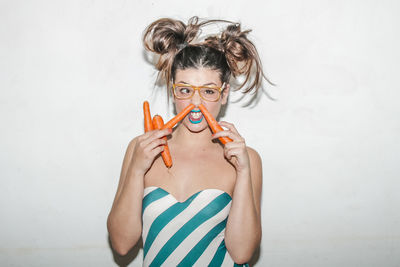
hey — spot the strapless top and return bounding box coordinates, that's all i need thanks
[141,186,249,266]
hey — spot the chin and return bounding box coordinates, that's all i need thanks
[183,118,209,133]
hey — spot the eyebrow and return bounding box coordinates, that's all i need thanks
[176,81,218,86]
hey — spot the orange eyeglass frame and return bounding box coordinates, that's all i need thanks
[172,83,225,102]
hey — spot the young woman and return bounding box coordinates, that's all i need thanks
[107,16,266,266]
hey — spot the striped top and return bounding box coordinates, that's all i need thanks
[142,186,249,267]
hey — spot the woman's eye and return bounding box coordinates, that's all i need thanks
[204,89,216,95]
[179,87,191,94]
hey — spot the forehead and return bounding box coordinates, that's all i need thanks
[174,68,222,85]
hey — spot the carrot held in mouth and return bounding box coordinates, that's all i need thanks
[198,104,233,145]
[163,104,195,129]
[152,115,173,168]
[143,101,153,132]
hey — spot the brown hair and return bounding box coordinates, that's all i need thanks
[143,16,270,94]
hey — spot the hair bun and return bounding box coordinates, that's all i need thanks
[143,18,186,55]
[143,17,203,55]
[220,24,252,74]
[204,36,225,52]
[218,23,266,92]
[143,17,203,86]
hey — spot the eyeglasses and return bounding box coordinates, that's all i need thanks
[172,83,225,102]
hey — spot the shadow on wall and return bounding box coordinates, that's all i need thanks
[107,235,261,266]
[108,236,142,267]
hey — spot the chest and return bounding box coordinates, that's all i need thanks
[144,147,236,201]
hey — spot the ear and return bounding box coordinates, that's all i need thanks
[170,86,175,104]
[221,83,230,105]
[171,93,175,104]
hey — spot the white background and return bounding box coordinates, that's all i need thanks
[1,0,399,266]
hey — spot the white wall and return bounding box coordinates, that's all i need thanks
[1,0,399,266]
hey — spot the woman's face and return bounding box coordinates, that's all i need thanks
[173,67,230,133]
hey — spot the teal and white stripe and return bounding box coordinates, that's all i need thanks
[142,186,249,267]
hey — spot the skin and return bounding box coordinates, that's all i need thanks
[107,67,263,264]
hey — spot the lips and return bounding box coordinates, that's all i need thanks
[188,109,204,124]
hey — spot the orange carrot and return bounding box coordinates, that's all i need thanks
[152,115,173,168]
[198,104,233,145]
[163,104,195,129]
[143,101,153,132]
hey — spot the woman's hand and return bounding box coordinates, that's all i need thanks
[211,121,250,174]
[130,128,172,175]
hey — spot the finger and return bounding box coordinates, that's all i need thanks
[219,121,240,135]
[212,130,243,142]
[225,148,242,161]
[151,128,172,139]
[142,128,172,146]
[144,138,166,152]
[224,141,245,150]
[138,129,158,143]
[150,145,164,158]
[140,136,166,155]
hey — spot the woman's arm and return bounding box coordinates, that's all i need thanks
[107,129,171,255]
[224,147,262,264]
[107,138,144,255]
[212,122,263,264]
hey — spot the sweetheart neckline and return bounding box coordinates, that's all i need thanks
[144,186,232,203]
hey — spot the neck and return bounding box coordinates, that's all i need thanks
[171,124,216,149]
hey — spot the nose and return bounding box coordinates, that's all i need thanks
[191,89,202,106]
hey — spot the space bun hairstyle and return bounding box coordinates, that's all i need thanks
[143,16,269,94]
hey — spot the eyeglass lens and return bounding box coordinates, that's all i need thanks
[174,86,220,101]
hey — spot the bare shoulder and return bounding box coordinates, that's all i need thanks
[246,146,263,218]
[119,137,138,168]
[246,146,262,169]
[127,136,139,153]
[109,136,140,210]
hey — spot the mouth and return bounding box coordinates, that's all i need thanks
[188,109,204,124]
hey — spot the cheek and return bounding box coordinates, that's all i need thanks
[202,102,221,117]
[174,99,192,112]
